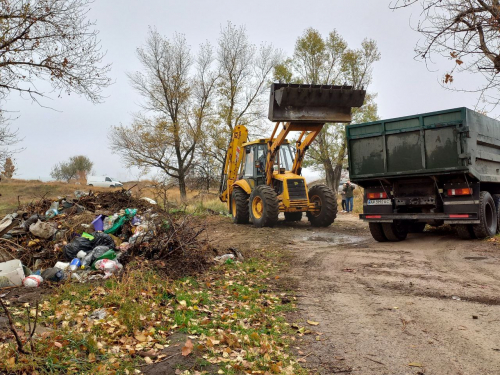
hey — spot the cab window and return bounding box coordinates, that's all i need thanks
[243,147,254,177]
[105,177,112,182]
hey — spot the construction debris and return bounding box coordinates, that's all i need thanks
[0,189,213,287]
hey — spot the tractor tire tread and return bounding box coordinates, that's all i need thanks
[232,187,250,224]
[250,185,279,228]
[306,184,337,227]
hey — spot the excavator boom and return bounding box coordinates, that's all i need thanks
[219,125,248,203]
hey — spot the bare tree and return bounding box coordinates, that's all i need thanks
[0,113,20,165]
[109,28,216,200]
[0,0,111,103]
[391,0,500,110]
[212,22,282,162]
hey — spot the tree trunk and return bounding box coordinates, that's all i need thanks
[332,137,348,192]
[178,170,187,200]
[323,157,336,192]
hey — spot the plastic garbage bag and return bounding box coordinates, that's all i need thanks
[104,208,137,235]
[91,232,116,249]
[62,236,93,260]
[103,214,118,231]
[81,246,116,269]
[22,214,41,231]
[23,275,43,287]
[94,259,122,278]
[29,220,57,239]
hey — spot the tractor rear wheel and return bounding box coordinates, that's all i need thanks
[382,220,408,241]
[306,184,337,227]
[249,185,279,228]
[231,187,249,224]
[369,223,388,242]
[284,212,302,222]
[473,191,497,239]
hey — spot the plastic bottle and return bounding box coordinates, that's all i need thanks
[45,201,60,219]
[69,258,81,271]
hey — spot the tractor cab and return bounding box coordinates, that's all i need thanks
[238,139,295,191]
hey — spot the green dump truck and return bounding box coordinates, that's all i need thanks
[346,107,500,241]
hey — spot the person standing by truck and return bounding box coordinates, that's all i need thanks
[340,189,347,213]
[343,181,355,213]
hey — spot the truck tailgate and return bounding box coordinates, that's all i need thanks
[347,108,469,180]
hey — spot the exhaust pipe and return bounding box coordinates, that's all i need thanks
[268,83,366,124]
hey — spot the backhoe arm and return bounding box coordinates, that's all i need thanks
[219,125,248,203]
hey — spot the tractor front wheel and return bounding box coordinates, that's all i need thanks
[249,185,279,228]
[306,184,337,227]
[231,187,249,224]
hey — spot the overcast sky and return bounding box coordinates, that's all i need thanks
[6,0,487,182]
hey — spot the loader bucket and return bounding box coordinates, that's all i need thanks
[268,83,366,123]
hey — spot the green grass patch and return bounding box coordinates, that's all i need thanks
[1,253,306,375]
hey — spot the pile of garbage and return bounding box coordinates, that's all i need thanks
[0,190,213,289]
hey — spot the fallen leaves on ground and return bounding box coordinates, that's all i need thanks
[0,256,307,374]
[182,338,193,356]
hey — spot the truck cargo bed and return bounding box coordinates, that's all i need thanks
[347,108,500,183]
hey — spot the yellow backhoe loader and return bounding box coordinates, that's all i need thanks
[219,83,366,228]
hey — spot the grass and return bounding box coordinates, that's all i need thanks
[0,255,306,375]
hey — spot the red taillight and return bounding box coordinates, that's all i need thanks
[449,214,469,218]
[447,188,472,196]
[366,215,382,219]
[367,192,388,199]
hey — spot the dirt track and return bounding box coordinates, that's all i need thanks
[206,214,500,375]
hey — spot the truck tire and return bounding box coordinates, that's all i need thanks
[382,221,408,241]
[369,223,388,242]
[455,224,476,240]
[249,185,279,228]
[284,212,302,222]
[409,222,426,233]
[473,191,497,239]
[306,184,337,227]
[231,187,250,224]
[493,194,500,234]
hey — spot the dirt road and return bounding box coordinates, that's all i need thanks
[206,214,500,375]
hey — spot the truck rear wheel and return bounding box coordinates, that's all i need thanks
[249,185,279,228]
[382,221,408,241]
[455,224,476,240]
[473,191,497,239]
[231,187,249,224]
[285,212,302,222]
[493,194,500,234]
[369,223,388,242]
[306,184,337,227]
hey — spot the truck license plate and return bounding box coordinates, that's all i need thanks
[367,199,391,205]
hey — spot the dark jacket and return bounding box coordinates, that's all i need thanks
[343,184,355,198]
